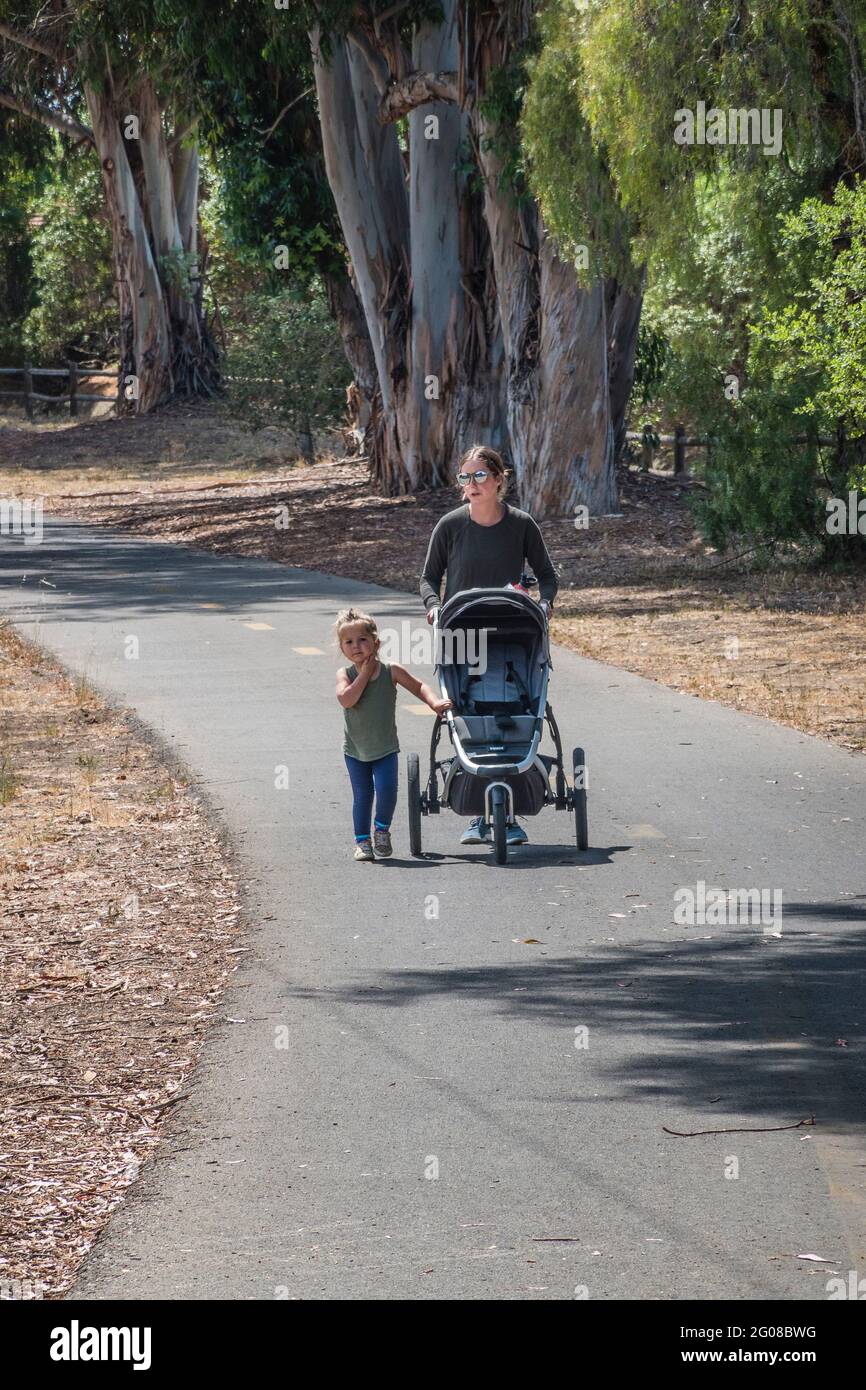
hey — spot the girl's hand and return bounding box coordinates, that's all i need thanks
[432,696,452,715]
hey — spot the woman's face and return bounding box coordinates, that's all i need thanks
[460,462,502,505]
[340,624,377,664]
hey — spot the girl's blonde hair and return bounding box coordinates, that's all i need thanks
[459,444,511,497]
[334,606,380,651]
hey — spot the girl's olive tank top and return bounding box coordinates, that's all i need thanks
[342,661,400,762]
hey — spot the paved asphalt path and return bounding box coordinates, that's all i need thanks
[2,517,866,1301]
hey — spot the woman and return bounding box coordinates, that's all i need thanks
[419,445,558,846]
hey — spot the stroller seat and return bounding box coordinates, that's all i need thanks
[456,637,538,717]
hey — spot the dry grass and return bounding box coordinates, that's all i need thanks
[0,618,244,1299]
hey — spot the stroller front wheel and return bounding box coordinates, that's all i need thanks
[490,786,508,865]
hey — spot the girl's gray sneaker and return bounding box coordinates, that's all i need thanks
[373,828,393,857]
[354,839,375,861]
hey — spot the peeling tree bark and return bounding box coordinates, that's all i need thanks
[607,276,644,464]
[409,1,505,486]
[85,81,174,413]
[3,20,218,414]
[311,26,415,490]
[308,1,642,516]
[380,69,460,122]
[470,4,623,517]
[84,78,218,412]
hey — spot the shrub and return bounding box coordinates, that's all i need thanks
[223,288,350,437]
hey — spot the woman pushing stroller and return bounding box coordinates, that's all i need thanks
[419,445,559,846]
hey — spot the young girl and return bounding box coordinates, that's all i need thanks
[335,607,451,861]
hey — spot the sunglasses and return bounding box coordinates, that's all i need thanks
[457,469,491,484]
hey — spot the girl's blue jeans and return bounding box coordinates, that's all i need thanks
[344,751,399,841]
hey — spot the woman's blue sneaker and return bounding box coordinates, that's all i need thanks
[506,821,528,845]
[460,817,490,844]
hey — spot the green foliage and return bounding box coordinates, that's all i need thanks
[631,324,672,409]
[478,47,539,205]
[635,165,797,436]
[224,287,351,434]
[158,249,199,298]
[754,181,866,440]
[522,0,637,283]
[578,0,847,251]
[523,0,866,553]
[0,113,52,361]
[199,116,342,290]
[20,148,115,365]
[692,384,825,554]
[693,178,866,554]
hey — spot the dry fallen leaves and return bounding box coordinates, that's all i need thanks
[0,622,243,1298]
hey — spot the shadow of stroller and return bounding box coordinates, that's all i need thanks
[379,843,632,869]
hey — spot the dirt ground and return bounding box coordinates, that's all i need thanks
[0,618,243,1298]
[2,401,865,753]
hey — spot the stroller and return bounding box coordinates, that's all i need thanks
[406,587,589,863]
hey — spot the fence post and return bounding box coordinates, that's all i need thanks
[69,361,79,418]
[23,363,33,422]
[674,423,686,475]
[298,412,314,465]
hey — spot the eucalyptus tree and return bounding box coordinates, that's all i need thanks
[264,0,642,514]
[0,1,219,409]
[522,0,866,544]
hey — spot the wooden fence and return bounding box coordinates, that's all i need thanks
[0,366,279,423]
[0,365,117,419]
[0,374,838,476]
[625,425,695,475]
[626,426,835,476]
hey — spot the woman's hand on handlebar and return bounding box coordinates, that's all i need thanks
[426,606,439,626]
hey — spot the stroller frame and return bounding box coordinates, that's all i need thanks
[406,587,589,864]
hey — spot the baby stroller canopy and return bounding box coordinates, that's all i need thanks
[437,587,550,720]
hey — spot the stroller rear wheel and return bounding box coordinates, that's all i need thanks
[573,747,589,851]
[490,786,508,865]
[407,753,423,856]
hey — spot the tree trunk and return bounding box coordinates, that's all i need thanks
[470,4,621,517]
[310,27,415,491]
[322,268,377,404]
[408,0,505,484]
[85,81,173,412]
[607,276,644,464]
[83,78,218,413]
[323,267,377,454]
